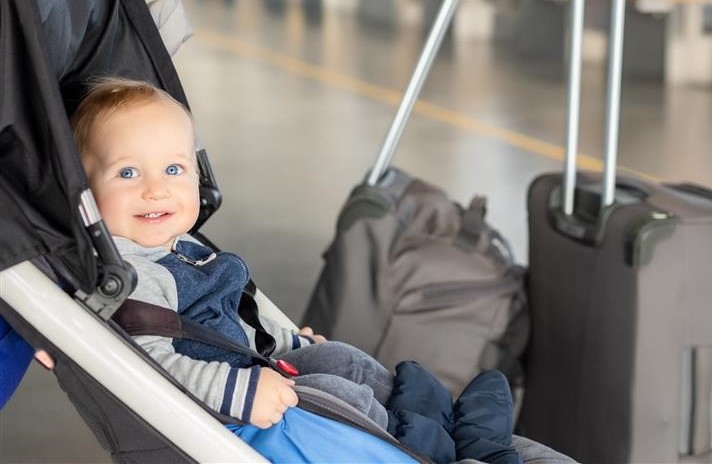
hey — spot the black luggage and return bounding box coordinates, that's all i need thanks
[302,0,529,399]
[517,1,712,462]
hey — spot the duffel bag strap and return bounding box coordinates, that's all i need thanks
[453,196,489,251]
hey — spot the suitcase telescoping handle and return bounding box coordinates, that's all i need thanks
[562,0,626,216]
[367,0,460,186]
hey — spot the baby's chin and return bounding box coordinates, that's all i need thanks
[132,236,176,250]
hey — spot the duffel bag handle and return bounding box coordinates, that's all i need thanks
[367,0,460,186]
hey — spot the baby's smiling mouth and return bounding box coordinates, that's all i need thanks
[137,212,172,219]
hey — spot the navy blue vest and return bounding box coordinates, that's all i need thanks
[158,240,252,367]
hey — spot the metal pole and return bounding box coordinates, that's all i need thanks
[562,0,585,215]
[367,0,460,186]
[601,0,626,207]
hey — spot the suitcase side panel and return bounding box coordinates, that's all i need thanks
[631,218,712,462]
[520,173,652,463]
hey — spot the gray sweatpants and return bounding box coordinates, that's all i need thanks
[276,341,393,429]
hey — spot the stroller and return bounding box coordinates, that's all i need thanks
[0,0,575,462]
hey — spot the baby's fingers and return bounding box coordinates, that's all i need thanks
[252,418,272,430]
[280,384,299,407]
[299,326,314,336]
[271,410,286,425]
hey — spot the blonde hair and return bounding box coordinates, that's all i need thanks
[70,76,194,158]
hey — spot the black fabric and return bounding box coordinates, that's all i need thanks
[52,0,170,114]
[0,0,191,290]
[55,355,198,464]
[117,0,189,108]
[236,291,277,357]
[0,0,95,290]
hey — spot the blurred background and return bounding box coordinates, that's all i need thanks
[2,0,712,461]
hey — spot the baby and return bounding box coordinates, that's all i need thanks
[70,77,392,429]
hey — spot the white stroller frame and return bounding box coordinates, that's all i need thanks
[2,262,265,462]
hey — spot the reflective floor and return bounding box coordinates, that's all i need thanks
[2,0,712,461]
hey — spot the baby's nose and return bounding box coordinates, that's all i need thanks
[142,177,170,200]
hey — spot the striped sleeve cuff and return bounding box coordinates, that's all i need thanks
[292,334,315,349]
[223,365,261,422]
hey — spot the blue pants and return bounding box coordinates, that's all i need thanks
[0,316,33,409]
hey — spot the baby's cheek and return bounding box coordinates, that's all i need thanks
[94,193,126,231]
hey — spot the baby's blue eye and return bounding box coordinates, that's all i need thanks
[165,164,184,176]
[119,167,138,178]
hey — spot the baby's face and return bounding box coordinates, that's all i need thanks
[82,98,199,249]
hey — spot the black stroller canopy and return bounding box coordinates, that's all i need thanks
[0,0,206,310]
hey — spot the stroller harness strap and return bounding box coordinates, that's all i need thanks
[112,299,431,462]
[112,298,298,377]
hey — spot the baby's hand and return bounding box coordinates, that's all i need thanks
[299,326,327,344]
[250,367,298,429]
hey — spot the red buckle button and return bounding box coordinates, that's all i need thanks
[276,359,299,377]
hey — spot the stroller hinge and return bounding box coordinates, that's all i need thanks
[77,192,138,319]
[75,259,137,320]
